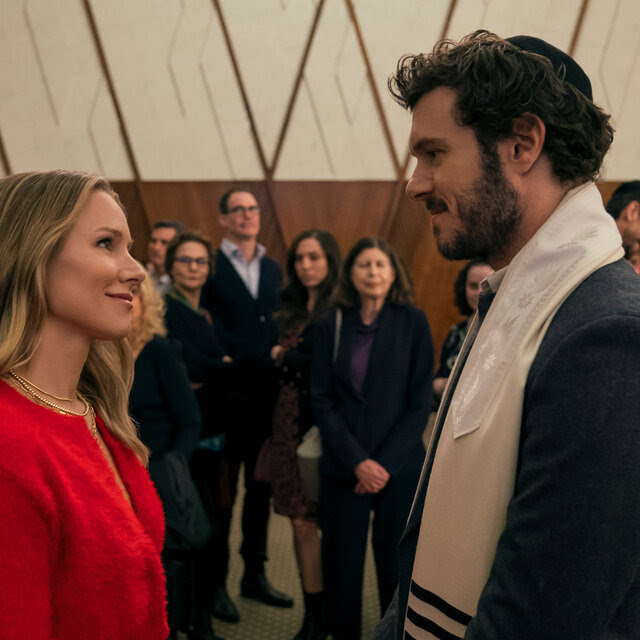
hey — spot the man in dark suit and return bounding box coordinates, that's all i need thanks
[374,31,640,640]
[200,188,292,622]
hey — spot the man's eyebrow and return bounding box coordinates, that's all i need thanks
[409,137,449,154]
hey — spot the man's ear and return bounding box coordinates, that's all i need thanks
[501,113,546,175]
[620,200,640,222]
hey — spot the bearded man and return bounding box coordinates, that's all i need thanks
[374,31,640,640]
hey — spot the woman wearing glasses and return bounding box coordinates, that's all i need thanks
[164,230,233,640]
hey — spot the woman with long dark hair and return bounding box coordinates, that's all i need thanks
[432,259,493,403]
[311,237,433,640]
[270,229,341,640]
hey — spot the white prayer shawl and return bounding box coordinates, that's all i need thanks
[406,182,623,640]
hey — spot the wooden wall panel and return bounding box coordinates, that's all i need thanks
[111,181,149,264]
[133,181,287,266]
[387,189,465,363]
[270,182,397,255]
[596,181,620,209]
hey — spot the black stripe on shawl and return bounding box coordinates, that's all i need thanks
[406,606,463,640]
[410,581,472,625]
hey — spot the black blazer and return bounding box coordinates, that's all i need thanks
[311,303,434,478]
[164,295,234,437]
[200,251,282,366]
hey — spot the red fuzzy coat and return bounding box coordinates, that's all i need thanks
[0,381,168,639]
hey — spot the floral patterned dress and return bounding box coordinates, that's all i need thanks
[269,322,317,520]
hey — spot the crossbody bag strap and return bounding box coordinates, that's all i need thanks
[333,307,342,364]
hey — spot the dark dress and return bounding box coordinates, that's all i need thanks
[270,322,317,520]
[435,319,469,379]
[129,335,202,633]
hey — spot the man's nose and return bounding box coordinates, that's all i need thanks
[406,165,434,200]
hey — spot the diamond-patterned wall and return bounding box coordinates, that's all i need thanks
[2,0,639,180]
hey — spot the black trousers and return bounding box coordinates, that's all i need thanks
[319,469,420,640]
[191,375,278,590]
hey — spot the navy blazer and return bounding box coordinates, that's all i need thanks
[164,295,234,438]
[375,259,640,640]
[200,251,282,366]
[311,303,434,478]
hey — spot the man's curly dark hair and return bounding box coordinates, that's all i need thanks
[389,30,613,184]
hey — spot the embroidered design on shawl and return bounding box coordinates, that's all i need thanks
[451,183,623,438]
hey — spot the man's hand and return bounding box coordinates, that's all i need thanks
[354,459,390,494]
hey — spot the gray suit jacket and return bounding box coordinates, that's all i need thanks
[375,259,640,640]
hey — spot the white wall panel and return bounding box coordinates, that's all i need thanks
[0,0,133,177]
[90,0,262,180]
[219,0,319,168]
[574,0,640,180]
[274,78,335,180]
[2,0,640,182]
[351,0,450,168]
[275,0,395,180]
[448,0,582,48]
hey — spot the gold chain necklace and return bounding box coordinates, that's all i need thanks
[8,369,75,401]
[8,370,99,441]
[85,404,99,440]
[8,369,89,417]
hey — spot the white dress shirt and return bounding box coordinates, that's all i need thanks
[219,237,266,299]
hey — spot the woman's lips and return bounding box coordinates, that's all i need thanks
[107,293,133,305]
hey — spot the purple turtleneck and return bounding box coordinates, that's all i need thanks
[349,313,380,394]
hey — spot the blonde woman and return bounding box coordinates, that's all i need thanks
[0,171,167,639]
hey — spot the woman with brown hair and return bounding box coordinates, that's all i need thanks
[163,230,234,637]
[0,170,167,639]
[311,237,434,640]
[269,229,341,640]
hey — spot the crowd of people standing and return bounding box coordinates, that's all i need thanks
[140,188,437,640]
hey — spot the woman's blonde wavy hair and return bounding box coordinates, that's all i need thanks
[0,170,149,464]
[128,264,167,355]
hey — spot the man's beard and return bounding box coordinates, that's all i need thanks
[429,147,523,262]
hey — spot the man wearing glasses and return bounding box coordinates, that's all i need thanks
[200,189,292,623]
